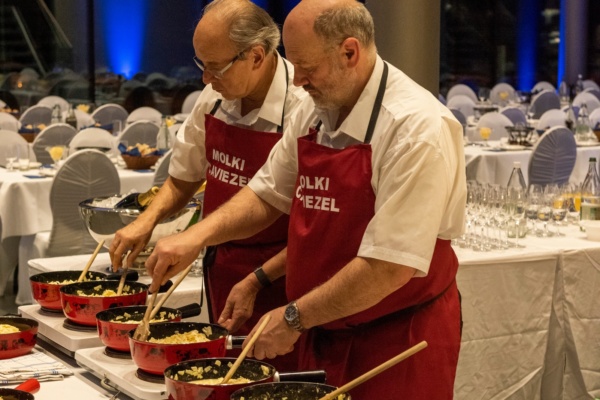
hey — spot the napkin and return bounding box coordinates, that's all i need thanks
[0,352,73,384]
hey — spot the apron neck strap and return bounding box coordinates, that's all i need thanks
[311,62,389,145]
[209,99,222,116]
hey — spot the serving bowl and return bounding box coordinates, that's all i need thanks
[0,317,38,359]
[78,195,198,251]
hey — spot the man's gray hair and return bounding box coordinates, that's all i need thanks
[313,2,375,49]
[204,0,280,56]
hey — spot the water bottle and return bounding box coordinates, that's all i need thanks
[506,161,527,238]
[575,103,594,142]
[580,157,600,231]
[157,116,171,152]
[50,104,62,125]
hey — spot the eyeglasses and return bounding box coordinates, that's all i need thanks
[193,53,241,79]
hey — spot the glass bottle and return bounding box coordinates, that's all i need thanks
[157,116,171,152]
[65,103,77,130]
[506,161,527,239]
[580,157,600,231]
[575,74,584,96]
[575,103,593,142]
[114,186,160,210]
[50,104,62,125]
[558,80,570,105]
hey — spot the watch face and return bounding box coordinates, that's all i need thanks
[285,303,298,322]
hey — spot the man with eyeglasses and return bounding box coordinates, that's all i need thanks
[109,0,308,371]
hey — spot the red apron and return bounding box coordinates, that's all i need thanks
[287,63,461,399]
[203,106,297,371]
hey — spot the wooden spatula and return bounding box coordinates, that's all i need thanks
[77,240,104,282]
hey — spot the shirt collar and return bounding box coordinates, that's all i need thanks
[220,52,288,127]
[316,55,384,142]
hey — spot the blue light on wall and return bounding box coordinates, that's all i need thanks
[516,0,539,91]
[100,0,147,79]
[557,0,567,85]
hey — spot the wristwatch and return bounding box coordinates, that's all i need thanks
[284,301,305,332]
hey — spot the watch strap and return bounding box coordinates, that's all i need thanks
[253,266,272,288]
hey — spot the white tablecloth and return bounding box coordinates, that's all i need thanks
[464,141,600,186]
[454,225,600,399]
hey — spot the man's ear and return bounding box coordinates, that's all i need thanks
[251,45,266,70]
[341,37,360,68]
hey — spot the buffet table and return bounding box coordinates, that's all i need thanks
[464,142,600,186]
[18,228,600,399]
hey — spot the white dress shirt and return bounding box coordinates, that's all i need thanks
[249,56,467,276]
[169,54,307,182]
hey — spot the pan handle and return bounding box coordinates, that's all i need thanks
[176,303,202,318]
[275,370,327,384]
[106,270,139,281]
[226,336,247,349]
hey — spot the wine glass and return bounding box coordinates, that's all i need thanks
[536,187,554,238]
[45,145,66,170]
[5,144,18,172]
[479,126,492,146]
[564,183,581,225]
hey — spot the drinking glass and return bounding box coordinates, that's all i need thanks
[45,145,66,170]
[5,145,18,172]
[479,127,492,146]
[507,186,526,247]
[564,183,581,225]
[551,189,567,236]
[536,189,554,237]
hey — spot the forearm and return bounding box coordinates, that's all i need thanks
[296,257,416,329]
[190,186,283,248]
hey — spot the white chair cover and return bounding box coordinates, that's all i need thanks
[447,95,475,119]
[69,127,115,153]
[490,83,515,105]
[32,123,77,164]
[472,112,513,142]
[37,95,69,112]
[584,88,600,102]
[126,106,162,125]
[438,93,446,105]
[583,79,600,91]
[527,126,577,187]
[152,149,173,187]
[0,130,31,166]
[74,109,95,129]
[589,107,600,130]
[17,149,120,304]
[536,109,567,131]
[500,107,527,125]
[528,90,561,119]
[532,81,555,93]
[118,120,159,147]
[0,100,5,108]
[182,90,202,114]
[91,103,129,126]
[19,105,52,126]
[573,91,600,113]
[0,112,20,131]
[447,84,478,103]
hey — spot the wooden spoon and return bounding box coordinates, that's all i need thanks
[116,265,129,296]
[318,341,428,400]
[77,240,105,283]
[133,290,157,341]
[221,314,271,384]
[134,262,195,341]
